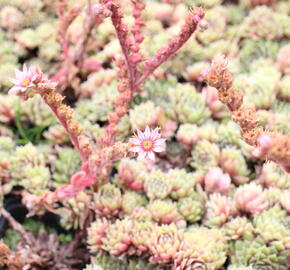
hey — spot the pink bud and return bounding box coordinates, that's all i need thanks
[204,167,231,194]
[198,19,208,31]
[193,14,201,23]
[257,133,272,149]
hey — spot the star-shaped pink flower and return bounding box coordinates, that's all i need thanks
[8,64,40,95]
[129,126,166,161]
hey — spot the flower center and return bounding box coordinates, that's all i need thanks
[21,78,30,87]
[142,140,153,151]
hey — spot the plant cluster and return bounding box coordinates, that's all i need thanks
[0,0,289,269]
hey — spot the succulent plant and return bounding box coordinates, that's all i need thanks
[93,183,122,218]
[176,124,199,149]
[121,191,147,215]
[87,218,110,253]
[182,227,228,269]
[129,101,164,130]
[279,75,290,101]
[117,158,148,191]
[239,40,279,72]
[234,183,269,215]
[101,219,133,256]
[0,5,24,30]
[131,221,157,256]
[21,165,50,194]
[168,84,211,125]
[147,199,182,225]
[219,147,251,185]
[57,191,92,230]
[76,81,118,123]
[9,143,46,181]
[203,194,236,227]
[259,161,290,189]
[167,169,196,200]
[144,170,172,200]
[241,6,283,40]
[224,217,254,241]
[149,223,183,265]
[204,167,231,194]
[277,44,290,75]
[44,124,69,144]
[230,236,290,269]
[52,148,81,187]
[190,140,220,172]
[243,65,281,110]
[177,195,204,223]
[21,95,57,126]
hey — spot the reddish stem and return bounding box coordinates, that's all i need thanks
[136,8,204,86]
[109,2,136,92]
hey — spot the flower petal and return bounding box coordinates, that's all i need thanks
[148,151,155,161]
[151,127,160,139]
[129,138,141,145]
[154,138,166,146]
[8,86,21,95]
[15,69,24,80]
[144,126,150,138]
[137,151,146,160]
[130,146,142,153]
[137,129,145,140]
[9,78,20,85]
[152,146,165,152]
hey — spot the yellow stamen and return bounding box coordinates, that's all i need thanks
[21,77,30,87]
[142,140,153,150]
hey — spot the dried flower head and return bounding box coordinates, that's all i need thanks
[129,126,166,160]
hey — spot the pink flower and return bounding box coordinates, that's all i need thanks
[129,126,166,161]
[8,64,39,95]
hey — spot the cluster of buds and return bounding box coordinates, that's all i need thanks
[205,56,290,173]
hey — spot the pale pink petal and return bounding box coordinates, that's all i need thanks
[15,69,24,79]
[8,86,21,95]
[9,78,20,84]
[148,151,155,161]
[151,127,160,139]
[137,129,145,140]
[154,138,166,145]
[28,65,34,76]
[20,87,28,92]
[130,146,143,152]
[144,126,150,138]
[31,74,38,81]
[129,138,142,145]
[137,151,146,160]
[152,146,165,152]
